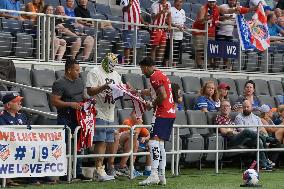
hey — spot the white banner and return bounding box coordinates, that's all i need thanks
[0,127,67,178]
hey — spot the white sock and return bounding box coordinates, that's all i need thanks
[145,166,151,171]
[158,141,166,176]
[149,140,160,175]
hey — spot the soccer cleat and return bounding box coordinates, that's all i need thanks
[158,175,166,185]
[261,165,273,172]
[94,166,115,181]
[138,173,160,186]
[267,159,276,167]
[116,166,130,177]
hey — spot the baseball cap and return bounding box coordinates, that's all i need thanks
[2,93,23,104]
[259,104,271,113]
[218,82,230,90]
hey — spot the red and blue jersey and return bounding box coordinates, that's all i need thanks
[150,70,176,119]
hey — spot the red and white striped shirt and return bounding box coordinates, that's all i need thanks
[120,0,141,30]
[151,1,171,27]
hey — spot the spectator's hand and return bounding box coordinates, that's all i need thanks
[60,40,66,46]
[145,101,153,110]
[140,137,147,143]
[69,102,81,110]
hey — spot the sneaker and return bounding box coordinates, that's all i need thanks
[116,166,130,177]
[261,165,273,172]
[143,170,151,176]
[77,174,92,182]
[132,169,143,178]
[138,173,160,186]
[159,175,166,185]
[267,159,276,167]
[107,168,118,179]
[94,166,115,181]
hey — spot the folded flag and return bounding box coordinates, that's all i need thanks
[236,3,270,51]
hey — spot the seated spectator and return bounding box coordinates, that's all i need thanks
[218,82,230,102]
[278,16,284,30]
[74,0,113,29]
[194,80,220,112]
[267,13,284,39]
[171,83,183,110]
[0,0,24,20]
[116,110,150,178]
[234,100,273,170]
[42,5,67,62]
[233,80,260,112]
[24,0,44,21]
[55,6,94,61]
[64,0,84,28]
[274,104,284,125]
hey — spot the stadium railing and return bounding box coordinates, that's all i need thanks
[1,125,72,188]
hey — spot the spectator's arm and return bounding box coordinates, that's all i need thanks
[87,85,109,96]
[56,24,78,37]
[196,6,208,24]
[51,94,81,109]
[0,12,24,20]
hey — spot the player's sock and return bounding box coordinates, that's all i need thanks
[149,140,160,175]
[158,141,166,176]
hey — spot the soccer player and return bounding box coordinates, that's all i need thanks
[138,57,176,186]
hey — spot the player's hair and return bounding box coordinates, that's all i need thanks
[65,58,79,71]
[244,80,256,89]
[139,57,155,66]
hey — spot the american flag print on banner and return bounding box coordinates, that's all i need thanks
[110,84,147,119]
[236,3,270,51]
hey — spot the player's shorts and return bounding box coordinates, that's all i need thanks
[94,118,116,143]
[150,29,167,47]
[150,117,175,141]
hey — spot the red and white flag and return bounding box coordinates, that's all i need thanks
[110,84,147,119]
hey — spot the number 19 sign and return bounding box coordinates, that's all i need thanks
[0,127,67,178]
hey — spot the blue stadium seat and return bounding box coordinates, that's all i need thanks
[95,3,112,16]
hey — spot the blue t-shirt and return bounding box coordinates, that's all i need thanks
[64,7,76,24]
[194,96,219,112]
[268,23,282,36]
[0,110,28,125]
[0,0,21,17]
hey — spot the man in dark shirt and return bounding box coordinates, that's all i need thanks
[55,6,94,61]
[51,58,91,181]
[74,0,93,27]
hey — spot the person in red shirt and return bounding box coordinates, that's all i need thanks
[138,57,176,186]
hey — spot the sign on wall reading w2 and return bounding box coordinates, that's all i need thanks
[207,40,239,59]
[0,127,67,178]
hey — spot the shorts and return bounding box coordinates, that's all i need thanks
[62,35,87,46]
[122,30,141,48]
[150,117,175,141]
[94,118,116,143]
[150,30,167,46]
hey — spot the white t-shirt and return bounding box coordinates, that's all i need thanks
[85,66,122,122]
[217,4,236,37]
[170,7,186,40]
[249,0,267,7]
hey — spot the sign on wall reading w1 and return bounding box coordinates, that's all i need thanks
[0,127,67,178]
[207,40,239,59]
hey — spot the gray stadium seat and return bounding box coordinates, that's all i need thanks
[200,77,218,86]
[102,28,120,41]
[31,69,56,90]
[96,3,112,15]
[167,75,183,92]
[117,109,133,124]
[187,110,208,135]
[21,88,51,112]
[182,76,201,94]
[254,79,270,96]
[235,79,247,96]
[268,80,284,96]
[115,99,122,109]
[0,32,12,57]
[55,70,65,79]
[206,111,219,126]
[183,93,198,110]
[175,111,190,136]
[142,110,153,125]
[258,95,276,108]
[228,94,239,107]
[218,78,237,95]
[16,67,31,86]
[122,73,145,90]
[244,52,259,72]
[121,96,133,109]
[271,54,283,73]
[80,71,88,84]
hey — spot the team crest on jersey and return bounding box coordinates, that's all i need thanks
[0,144,10,161]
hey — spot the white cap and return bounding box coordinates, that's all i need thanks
[259,104,271,113]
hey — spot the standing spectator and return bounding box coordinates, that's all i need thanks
[267,13,284,38]
[24,0,44,21]
[0,0,24,20]
[218,82,230,101]
[164,0,186,66]
[117,110,150,178]
[194,80,220,112]
[192,0,246,69]
[216,100,272,170]
[260,104,284,144]
[42,5,67,62]
[150,0,172,64]
[120,0,148,64]
[138,57,176,186]
[233,80,261,112]
[55,6,94,61]
[51,59,92,181]
[86,53,122,181]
